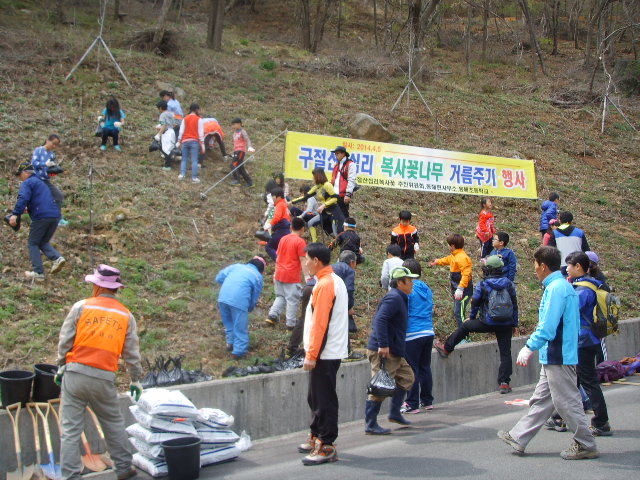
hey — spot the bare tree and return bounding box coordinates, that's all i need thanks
[481,0,490,61]
[585,0,611,63]
[518,0,547,75]
[300,0,337,53]
[546,0,559,55]
[151,0,173,51]
[465,3,472,75]
[207,0,225,50]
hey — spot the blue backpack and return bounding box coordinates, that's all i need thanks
[483,285,514,323]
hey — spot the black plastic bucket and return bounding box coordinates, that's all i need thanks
[162,437,201,480]
[33,363,60,402]
[0,370,35,407]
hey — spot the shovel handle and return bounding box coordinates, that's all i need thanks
[26,403,42,461]
[5,403,23,471]
[86,407,106,441]
[33,403,54,457]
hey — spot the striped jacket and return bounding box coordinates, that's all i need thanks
[303,265,349,361]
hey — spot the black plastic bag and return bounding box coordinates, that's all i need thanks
[255,229,271,241]
[95,122,104,137]
[367,359,396,397]
[166,356,185,385]
[155,356,173,387]
[141,358,158,389]
[149,138,161,152]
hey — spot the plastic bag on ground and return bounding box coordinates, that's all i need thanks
[137,388,199,418]
[129,405,197,435]
[196,408,234,428]
[235,431,252,452]
[132,452,167,478]
[201,445,240,466]
[126,423,188,444]
[129,437,164,459]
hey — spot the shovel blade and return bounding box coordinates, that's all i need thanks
[82,453,107,472]
[41,453,61,480]
[7,470,22,480]
[21,464,35,480]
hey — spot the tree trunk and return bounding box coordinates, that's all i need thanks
[585,0,609,63]
[481,0,489,62]
[373,0,378,47]
[207,0,225,50]
[465,3,472,76]
[151,0,173,52]
[337,0,342,39]
[518,0,547,76]
[409,0,422,77]
[300,0,312,51]
[299,0,335,53]
[113,0,121,21]
[54,0,65,23]
[549,0,559,55]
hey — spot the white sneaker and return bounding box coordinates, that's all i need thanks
[178,174,185,180]
[51,256,66,274]
[25,271,45,281]
[192,178,201,184]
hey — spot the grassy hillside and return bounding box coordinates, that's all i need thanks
[1,0,638,378]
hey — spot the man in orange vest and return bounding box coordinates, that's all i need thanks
[55,264,143,480]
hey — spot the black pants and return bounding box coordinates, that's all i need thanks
[308,359,341,445]
[337,196,349,218]
[101,127,119,146]
[205,133,227,156]
[577,344,609,428]
[444,318,513,385]
[231,151,252,185]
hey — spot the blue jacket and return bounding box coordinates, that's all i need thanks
[526,270,580,365]
[571,275,602,348]
[539,200,558,231]
[554,225,590,266]
[332,261,355,309]
[490,247,517,282]
[216,263,263,312]
[469,275,519,327]
[368,287,409,358]
[406,280,434,341]
[12,175,60,220]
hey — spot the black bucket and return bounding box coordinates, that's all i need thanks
[162,437,201,480]
[0,370,35,407]
[33,363,60,402]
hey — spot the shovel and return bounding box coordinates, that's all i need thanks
[34,402,62,480]
[6,403,35,480]
[26,403,46,480]
[49,399,107,472]
[86,406,113,468]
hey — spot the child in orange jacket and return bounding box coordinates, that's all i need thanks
[390,210,420,260]
[476,197,496,258]
[430,234,473,329]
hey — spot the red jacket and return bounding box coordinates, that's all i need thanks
[476,209,495,242]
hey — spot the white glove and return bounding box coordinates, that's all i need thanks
[263,221,272,231]
[97,115,103,122]
[248,147,256,153]
[454,287,464,301]
[154,134,161,141]
[114,121,122,128]
[45,160,56,167]
[516,346,534,366]
[414,243,420,252]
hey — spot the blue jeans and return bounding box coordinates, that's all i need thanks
[218,302,249,356]
[181,141,200,179]
[404,335,434,408]
[29,217,62,274]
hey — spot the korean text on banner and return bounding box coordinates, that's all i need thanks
[284,131,537,199]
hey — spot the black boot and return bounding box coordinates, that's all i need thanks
[388,388,411,425]
[364,400,391,435]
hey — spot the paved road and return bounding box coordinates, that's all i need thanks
[199,382,640,480]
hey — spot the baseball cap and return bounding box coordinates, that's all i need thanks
[390,266,419,280]
[14,162,34,175]
[484,255,504,269]
[585,251,599,264]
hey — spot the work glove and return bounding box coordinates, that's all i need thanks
[45,159,56,168]
[54,365,66,386]
[97,115,103,122]
[248,147,256,153]
[114,121,122,128]
[516,346,534,367]
[129,381,143,402]
[154,134,161,141]
[414,243,420,252]
[454,288,464,301]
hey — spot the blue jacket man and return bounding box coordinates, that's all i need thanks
[490,246,517,282]
[540,198,558,232]
[10,162,64,279]
[553,212,590,268]
[499,246,597,459]
[216,257,265,358]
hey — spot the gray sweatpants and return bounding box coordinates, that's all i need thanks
[509,364,596,451]
[60,371,132,480]
[268,280,302,328]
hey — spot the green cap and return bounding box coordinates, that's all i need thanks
[390,266,419,280]
[485,255,504,269]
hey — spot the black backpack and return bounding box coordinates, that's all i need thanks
[483,284,514,323]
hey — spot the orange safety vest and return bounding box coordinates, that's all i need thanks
[66,296,130,372]
[203,120,225,140]
[181,113,202,143]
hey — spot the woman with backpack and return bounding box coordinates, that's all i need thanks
[434,255,518,394]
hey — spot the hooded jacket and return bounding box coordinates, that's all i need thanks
[571,275,603,348]
[490,247,518,282]
[216,263,264,312]
[554,224,590,266]
[539,200,558,231]
[12,175,61,220]
[406,280,434,341]
[469,275,519,327]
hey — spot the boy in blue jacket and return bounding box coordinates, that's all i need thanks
[490,231,517,282]
[216,256,266,359]
[539,192,559,238]
[434,255,518,394]
[498,246,597,460]
[400,259,435,413]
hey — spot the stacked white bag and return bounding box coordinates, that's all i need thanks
[127,388,242,477]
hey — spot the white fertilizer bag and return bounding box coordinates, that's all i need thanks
[196,427,240,447]
[129,405,198,435]
[126,423,187,444]
[137,388,199,418]
[200,445,241,466]
[128,437,164,459]
[196,408,234,428]
[132,453,167,478]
